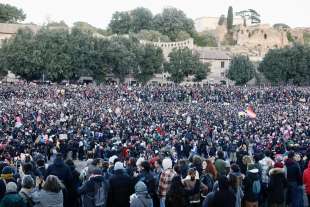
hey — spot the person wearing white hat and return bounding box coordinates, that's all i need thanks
[158,157,176,207]
[107,161,132,207]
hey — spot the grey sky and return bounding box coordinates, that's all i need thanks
[3,0,310,28]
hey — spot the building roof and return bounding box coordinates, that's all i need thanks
[195,48,231,60]
[0,23,40,34]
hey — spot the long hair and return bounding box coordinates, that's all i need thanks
[206,159,218,179]
[166,176,187,206]
[43,175,63,193]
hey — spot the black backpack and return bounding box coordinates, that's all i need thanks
[200,173,214,194]
[20,191,35,207]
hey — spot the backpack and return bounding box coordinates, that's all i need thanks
[94,181,107,207]
[20,191,35,207]
[252,180,261,195]
[200,173,214,193]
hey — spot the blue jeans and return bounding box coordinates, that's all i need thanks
[287,182,304,207]
[160,198,166,207]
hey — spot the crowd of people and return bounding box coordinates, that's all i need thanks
[0,83,309,207]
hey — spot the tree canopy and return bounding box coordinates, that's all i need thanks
[227,55,255,85]
[108,7,196,41]
[227,6,233,31]
[258,44,310,85]
[0,27,164,83]
[164,48,208,83]
[0,3,26,23]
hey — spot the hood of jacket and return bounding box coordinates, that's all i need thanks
[269,167,285,176]
[53,158,64,166]
[89,174,104,183]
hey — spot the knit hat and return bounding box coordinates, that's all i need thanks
[162,158,172,170]
[135,181,148,193]
[6,182,17,193]
[275,154,283,163]
[1,166,14,181]
[22,175,34,189]
[114,162,125,171]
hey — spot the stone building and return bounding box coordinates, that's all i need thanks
[194,16,244,32]
[232,24,292,57]
[0,23,40,46]
[194,48,231,84]
[140,38,194,60]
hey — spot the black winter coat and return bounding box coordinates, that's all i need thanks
[107,169,133,207]
[243,171,260,202]
[285,159,302,185]
[268,168,287,204]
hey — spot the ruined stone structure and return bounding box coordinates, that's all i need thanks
[0,23,40,46]
[140,38,194,60]
[195,16,244,32]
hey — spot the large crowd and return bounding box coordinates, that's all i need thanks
[0,83,309,207]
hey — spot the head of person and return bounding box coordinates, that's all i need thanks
[188,168,196,181]
[1,166,14,182]
[288,150,295,160]
[217,151,224,160]
[218,176,230,191]
[92,158,103,168]
[22,175,34,190]
[140,161,151,172]
[55,153,63,161]
[114,161,125,172]
[6,182,17,193]
[154,158,162,169]
[22,162,33,175]
[43,175,63,193]
[162,158,172,171]
[168,176,184,194]
[135,181,148,195]
[202,160,207,170]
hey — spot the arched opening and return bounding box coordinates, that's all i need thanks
[264,34,267,39]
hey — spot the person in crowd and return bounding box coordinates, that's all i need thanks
[136,161,158,207]
[65,159,82,207]
[19,175,35,207]
[130,181,153,207]
[183,168,208,207]
[268,161,287,207]
[0,182,25,207]
[107,162,132,207]
[214,151,226,177]
[78,169,108,207]
[158,158,176,207]
[32,175,64,207]
[228,164,244,207]
[285,151,303,207]
[303,159,310,207]
[259,150,274,207]
[1,166,17,184]
[243,164,261,207]
[209,176,235,207]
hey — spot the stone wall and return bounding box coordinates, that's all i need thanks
[195,16,244,32]
[233,24,290,57]
[140,38,194,60]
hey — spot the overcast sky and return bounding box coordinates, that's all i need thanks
[2,0,310,28]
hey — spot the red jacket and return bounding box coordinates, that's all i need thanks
[303,161,310,194]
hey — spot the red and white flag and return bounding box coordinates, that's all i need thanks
[246,106,257,119]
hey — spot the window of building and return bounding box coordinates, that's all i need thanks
[264,34,267,39]
[221,61,225,68]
